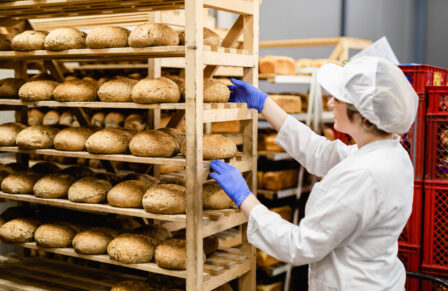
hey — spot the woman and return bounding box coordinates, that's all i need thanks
[210,56,419,290]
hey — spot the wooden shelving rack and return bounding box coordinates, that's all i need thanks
[0,1,259,290]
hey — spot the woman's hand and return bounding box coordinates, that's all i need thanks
[228,78,268,113]
[209,160,252,207]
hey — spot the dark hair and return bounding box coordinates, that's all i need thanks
[346,103,390,136]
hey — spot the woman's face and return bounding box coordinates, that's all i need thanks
[327,96,356,134]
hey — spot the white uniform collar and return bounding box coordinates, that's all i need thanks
[356,135,400,154]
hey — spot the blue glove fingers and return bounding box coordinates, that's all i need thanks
[227,85,237,90]
[209,172,221,183]
[210,160,227,174]
[229,77,242,85]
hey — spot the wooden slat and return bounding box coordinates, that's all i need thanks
[203,260,251,291]
[210,253,247,264]
[203,107,253,123]
[203,0,254,15]
[205,258,235,270]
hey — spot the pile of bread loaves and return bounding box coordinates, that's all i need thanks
[0,206,225,272]
[0,122,237,159]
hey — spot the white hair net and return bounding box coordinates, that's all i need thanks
[317,56,419,134]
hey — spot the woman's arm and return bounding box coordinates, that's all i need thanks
[260,97,288,131]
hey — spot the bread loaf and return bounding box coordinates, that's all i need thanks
[124,113,146,131]
[42,110,60,125]
[258,132,284,152]
[1,172,42,194]
[129,130,178,157]
[104,112,125,129]
[0,34,11,51]
[29,162,60,174]
[28,109,44,126]
[11,30,48,51]
[133,224,171,245]
[142,184,186,214]
[33,173,76,199]
[91,112,105,127]
[60,166,93,180]
[259,56,295,75]
[204,235,219,256]
[0,122,27,146]
[107,180,153,208]
[34,222,77,247]
[68,177,112,203]
[128,23,179,47]
[203,181,233,209]
[59,112,75,126]
[86,26,130,49]
[0,218,41,243]
[269,94,302,113]
[257,249,280,268]
[211,121,240,133]
[180,133,237,160]
[72,228,113,254]
[18,80,59,101]
[270,205,292,221]
[85,128,133,154]
[98,78,137,102]
[159,164,185,174]
[122,173,159,185]
[16,125,59,149]
[53,80,97,101]
[157,127,185,151]
[132,77,180,104]
[155,239,205,270]
[110,281,152,291]
[44,28,86,50]
[204,79,230,103]
[54,127,96,151]
[107,233,154,263]
[94,172,122,185]
[257,171,263,189]
[0,78,26,98]
[178,27,221,46]
[165,75,185,98]
[262,169,298,190]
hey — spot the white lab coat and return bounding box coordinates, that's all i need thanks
[248,116,414,291]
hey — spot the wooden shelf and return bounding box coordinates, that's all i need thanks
[257,151,292,161]
[0,255,147,291]
[0,191,247,237]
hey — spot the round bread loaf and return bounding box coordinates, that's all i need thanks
[107,233,154,263]
[0,122,27,146]
[44,28,86,50]
[203,181,233,209]
[155,239,205,270]
[72,228,113,254]
[54,127,96,151]
[178,27,221,47]
[132,77,180,104]
[110,280,152,291]
[0,34,11,51]
[11,30,48,51]
[204,235,219,256]
[68,176,112,203]
[16,125,59,149]
[30,162,60,174]
[59,112,75,126]
[104,112,125,129]
[28,109,44,126]
[204,79,230,103]
[60,166,94,179]
[53,80,97,101]
[82,76,98,87]
[33,173,76,199]
[107,180,153,208]
[0,171,9,185]
[134,224,171,245]
[142,184,186,214]
[165,75,185,98]
[129,130,177,157]
[0,218,41,243]
[34,223,77,247]
[86,26,130,49]
[91,112,105,127]
[128,23,179,47]
[124,113,145,131]
[85,128,133,154]
[157,127,185,152]
[18,80,59,101]
[122,173,159,185]
[98,78,137,102]
[180,133,237,160]
[0,78,26,98]
[42,110,60,125]
[1,171,42,194]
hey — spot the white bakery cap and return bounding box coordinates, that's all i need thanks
[317,56,419,134]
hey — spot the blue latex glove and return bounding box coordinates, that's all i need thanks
[228,78,268,113]
[209,160,252,207]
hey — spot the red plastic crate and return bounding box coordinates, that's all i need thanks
[399,181,423,247]
[428,86,448,115]
[424,116,448,180]
[399,65,447,95]
[422,181,448,275]
[333,127,355,145]
[399,245,421,291]
[400,94,426,179]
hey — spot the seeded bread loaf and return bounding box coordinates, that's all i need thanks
[19,80,59,101]
[178,27,221,47]
[142,184,186,214]
[165,75,185,99]
[34,222,77,247]
[107,180,153,208]
[180,133,237,160]
[54,127,96,151]
[42,110,60,126]
[59,112,75,127]
[0,218,41,243]
[11,30,48,51]
[90,112,105,127]
[104,112,125,129]
[129,130,178,157]
[16,125,59,149]
[132,77,180,104]
[1,171,42,194]
[28,109,44,126]
[157,127,185,152]
[203,181,233,209]
[98,78,137,102]
[0,122,27,146]
[68,177,112,203]
[86,26,130,49]
[0,34,11,51]
[133,224,172,245]
[0,78,26,98]
[155,239,205,270]
[60,166,94,179]
[203,78,230,103]
[72,228,114,254]
[53,80,97,101]
[33,173,76,199]
[124,113,146,131]
[44,28,86,50]
[107,233,154,264]
[85,128,133,154]
[128,23,179,47]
